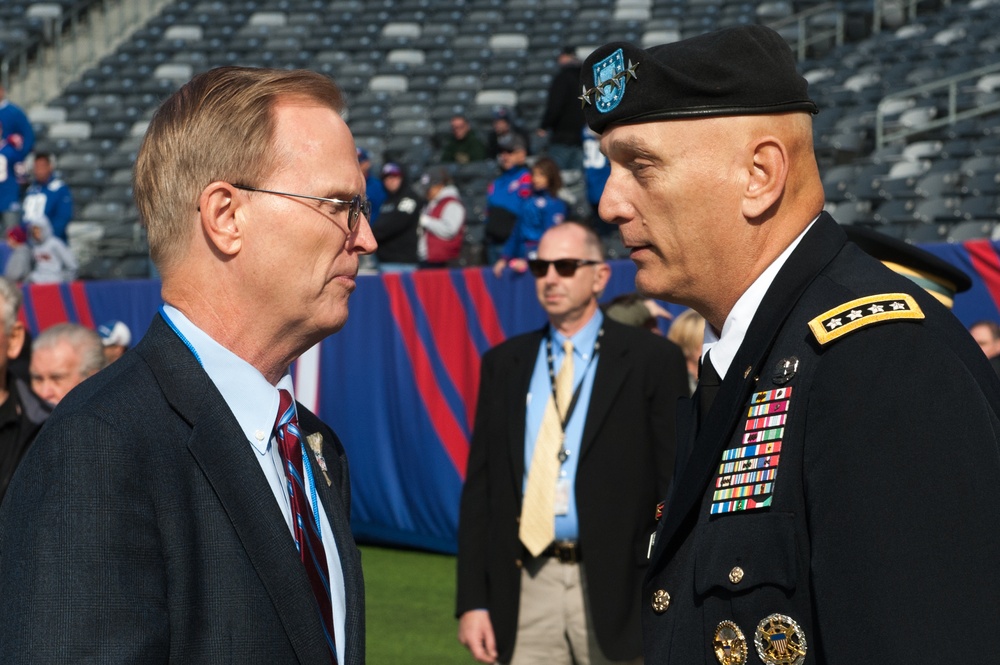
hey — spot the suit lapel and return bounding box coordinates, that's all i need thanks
[138,316,334,664]
[299,416,365,665]
[579,320,630,460]
[507,329,546,495]
[651,214,847,564]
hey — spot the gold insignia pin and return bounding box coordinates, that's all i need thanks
[651,589,670,614]
[754,613,807,665]
[306,432,332,487]
[713,620,748,665]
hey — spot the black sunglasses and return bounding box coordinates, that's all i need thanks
[527,258,602,278]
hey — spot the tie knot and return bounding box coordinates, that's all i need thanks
[275,389,296,433]
[562,340,573,357]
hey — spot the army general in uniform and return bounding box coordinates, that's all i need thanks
[581,26,1000,664]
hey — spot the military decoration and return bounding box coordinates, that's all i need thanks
[754,614,807,665]
[710,387,791,514]
[808,292,923,346]
[713,620,748,665]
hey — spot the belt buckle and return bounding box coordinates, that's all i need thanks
[553,541,578,563]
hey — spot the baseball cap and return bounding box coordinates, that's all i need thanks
[97,320,132,348]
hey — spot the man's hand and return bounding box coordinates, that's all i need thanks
[458,609,499,663]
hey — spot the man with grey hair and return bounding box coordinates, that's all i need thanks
[0,66,374,663]
[0,277,49,501]
[28,322,105,406]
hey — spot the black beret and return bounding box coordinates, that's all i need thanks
[580,26,819,134]
[844,224,972,308]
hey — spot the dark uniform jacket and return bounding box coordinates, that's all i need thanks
[643,213,1000,663]
[0,315,365,663]
[458,318,689,662]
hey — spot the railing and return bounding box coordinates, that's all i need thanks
[1,0,163,107]
[872,0,953,34]
[875,61,1000,147]
[767,2,845,62]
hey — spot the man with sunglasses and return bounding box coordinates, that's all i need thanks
[0,67,375,663]
[457,221,688,665]
[583,26,1000,663]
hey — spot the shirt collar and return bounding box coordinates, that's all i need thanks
[702,217,817,379]
[161,304,294,455]
[551,308,603,363]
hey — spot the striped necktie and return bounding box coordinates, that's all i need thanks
[275,389,337,663]
[519,340,575,557]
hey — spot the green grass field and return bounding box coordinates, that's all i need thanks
[362,544,471,664]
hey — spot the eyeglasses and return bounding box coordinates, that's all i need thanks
[527,258,602,278]
[233,184,371,233]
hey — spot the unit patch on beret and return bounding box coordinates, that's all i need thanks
[808,293,924,346]
[579,48,639,112]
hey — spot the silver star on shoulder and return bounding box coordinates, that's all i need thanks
[868,304,884,314]
[889,301,906,310]
[826,317,843,330]
[846,309,863,320]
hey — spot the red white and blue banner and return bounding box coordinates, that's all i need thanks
[16,240,1000,553]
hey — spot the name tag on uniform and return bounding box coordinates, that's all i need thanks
[554,477,571,515]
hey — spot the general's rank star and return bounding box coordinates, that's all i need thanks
[846,309,863,320]
[868,304,884,314]
[826,317,843,330]
[890,301,906,310]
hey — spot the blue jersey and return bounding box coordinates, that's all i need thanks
[22,177,74,241]
[501,189,567,260]
[0,100,35,161]
[582,126,610,206]
[366,174,387,224]
[0,141,20,212]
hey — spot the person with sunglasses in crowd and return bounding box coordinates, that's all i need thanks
[457,221,688,665]
[492,157,568,278]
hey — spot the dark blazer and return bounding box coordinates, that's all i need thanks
[457,317,689,662]
[643,213,1000,663]
[0,315,365,664]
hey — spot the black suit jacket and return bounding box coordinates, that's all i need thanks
[643,214,1000,662]
[457,317,688,662]
[0,315,365,663]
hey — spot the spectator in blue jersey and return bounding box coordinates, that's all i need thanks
[493,157,567,277]
[22,153,73,243]
[357,147,386,224]
[0,89,34,228]
[581,126,614,237]
[484,135,533,265]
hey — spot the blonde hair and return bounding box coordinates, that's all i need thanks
[667,308,706,362]
[134,66,345,273]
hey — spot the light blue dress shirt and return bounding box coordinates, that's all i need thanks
[523,309,603,542]
[161,305,346,663]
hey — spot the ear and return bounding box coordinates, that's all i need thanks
[741,137,788,220]
[6,320,24,360]
[592,261,612,296]
[197,181,243,257]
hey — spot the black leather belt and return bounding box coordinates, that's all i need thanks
[539,540,582,563]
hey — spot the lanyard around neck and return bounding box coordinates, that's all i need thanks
[545,326,603,432]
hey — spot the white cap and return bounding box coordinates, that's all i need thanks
[97,320,131,347]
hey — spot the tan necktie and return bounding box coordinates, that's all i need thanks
[519,340,574,557]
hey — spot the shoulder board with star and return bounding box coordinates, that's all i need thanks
[808,293,924,345]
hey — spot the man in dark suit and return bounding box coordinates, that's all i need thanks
[457,221,688,664]
[583,26,1000,663]
[0,67,377,663]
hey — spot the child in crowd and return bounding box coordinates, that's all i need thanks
[26,216,76,283]
[492,157,567,276]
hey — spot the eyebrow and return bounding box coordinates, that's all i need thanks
[603,135,659,162]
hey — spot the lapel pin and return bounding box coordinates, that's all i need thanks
[755,613,807,665]
[306,432,332,487]
[713,620,748,665]
[772,357,799,385]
